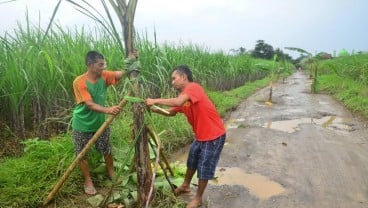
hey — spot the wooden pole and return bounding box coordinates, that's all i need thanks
[268,81,273,103]
[146,125,174,176]
[148,137,176,194]
[43,100,128,205]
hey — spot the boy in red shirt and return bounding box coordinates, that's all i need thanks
[146,65,226,208]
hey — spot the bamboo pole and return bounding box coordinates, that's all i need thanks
[43,100,128,205]
[146,125,174,176]
[145,126,161,208]
[148,137,176,195]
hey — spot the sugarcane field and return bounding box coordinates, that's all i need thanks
[1,1,368,208]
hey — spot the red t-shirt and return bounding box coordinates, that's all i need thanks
[172,82,226,141]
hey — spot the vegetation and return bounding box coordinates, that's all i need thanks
[317,53,368,118]
[1,7,367,207]
[251,40,275,60]
[289,49,368,117]
[250,40,292,62]
[0,14,287,206]
[0,75,272,208]
[318,53,368,85]
[0,20,274,141]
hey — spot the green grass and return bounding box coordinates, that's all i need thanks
[316,53,368,119]
[318,74,368,118]
[0,137,81,207]
[319,53,368,85]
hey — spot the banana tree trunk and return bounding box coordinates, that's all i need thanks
[112,0,153,206]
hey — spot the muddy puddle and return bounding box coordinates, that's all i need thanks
[210,167,285,200]
[170,150,286,200]
[226,115,354,133]
[262,116,354,133]
[226,118,247,129]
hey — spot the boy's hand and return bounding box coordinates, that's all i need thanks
[106,105,121,115]
[145,98,155,106]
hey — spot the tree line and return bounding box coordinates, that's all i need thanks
[231,40,293,62]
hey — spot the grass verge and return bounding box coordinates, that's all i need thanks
[318,74,368,119]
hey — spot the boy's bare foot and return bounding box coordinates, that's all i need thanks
[186,198,202,208]
[84,184,97,195]
[174,185,191,196]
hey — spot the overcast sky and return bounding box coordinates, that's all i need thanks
[1,0,367,57]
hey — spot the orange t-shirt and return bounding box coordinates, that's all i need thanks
[72,70,118,132]
[73,70,118,104]
[172,82,226,141]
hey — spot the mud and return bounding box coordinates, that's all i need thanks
[175,71,368,208]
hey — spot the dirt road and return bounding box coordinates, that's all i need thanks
[178,71,368,208]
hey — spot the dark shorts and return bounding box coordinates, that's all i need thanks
[72,128,112,158]
[187,134,226,180]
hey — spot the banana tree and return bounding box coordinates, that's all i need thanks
[285,47,319,93]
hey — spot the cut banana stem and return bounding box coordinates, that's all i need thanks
[150,105,170,115]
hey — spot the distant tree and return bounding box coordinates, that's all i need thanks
[251,40,274,59]
[238,47,246,54]
[230,46,247,55]
[274,47,292,62]
[315,52,332,60]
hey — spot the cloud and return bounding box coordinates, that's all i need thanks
[1,0,367,56]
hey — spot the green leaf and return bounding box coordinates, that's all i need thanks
[123,96,144,103]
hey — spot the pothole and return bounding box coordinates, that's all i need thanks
[262,116,354,133]
[211,167,285,200]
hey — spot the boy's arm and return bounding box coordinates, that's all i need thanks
[146,94,190,107]
[84,100,121,115]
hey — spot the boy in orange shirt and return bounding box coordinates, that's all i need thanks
[72,50,136,195]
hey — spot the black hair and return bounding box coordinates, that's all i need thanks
[172,65,193,82]
[85,51,104,66]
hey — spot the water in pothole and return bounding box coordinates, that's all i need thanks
[210,167,285,200]
[262,116,354,133]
